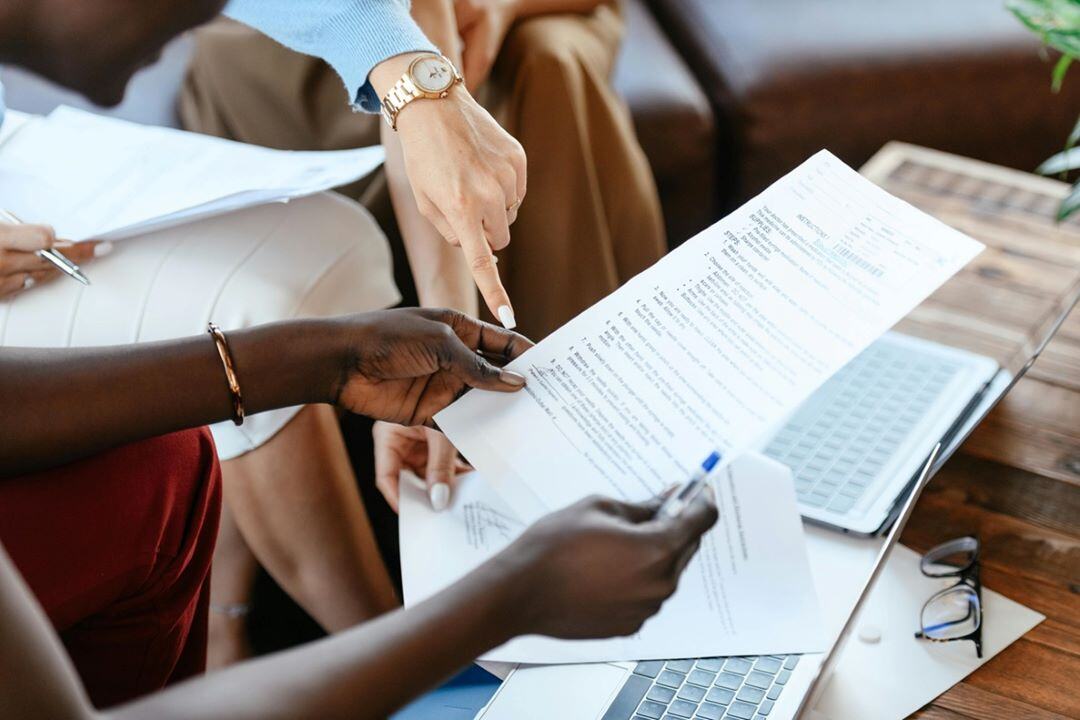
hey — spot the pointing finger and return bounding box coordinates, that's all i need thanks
[454,218,515,328]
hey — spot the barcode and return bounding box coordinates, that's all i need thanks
[835,245,884,277]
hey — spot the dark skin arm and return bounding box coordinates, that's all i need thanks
[0,308,530,478]
[2,493,718,719]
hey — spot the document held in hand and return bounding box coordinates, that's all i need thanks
[0,106,384,241]
[436,150,984,522]
[401,454,824,663]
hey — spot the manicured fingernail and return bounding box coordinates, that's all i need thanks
[93,241,114,258]
[429,482,451,512]
[499,369,526,387]
[22,276,35,289]
[52,240,75,249]
[497,305,516,329]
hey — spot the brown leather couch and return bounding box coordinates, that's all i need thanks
[635,0,1080,215]
[614,0,717,245]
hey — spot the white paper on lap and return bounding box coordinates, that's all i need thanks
[400,453,825,664]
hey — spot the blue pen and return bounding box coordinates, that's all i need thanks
[657,450,722,518]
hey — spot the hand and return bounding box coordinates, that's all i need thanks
[372,53,527,326]
[454,0,518,91]
[0,222,104,298]
[333,308,533,425]
[374,422,471,512]
[397,91,526,325]
[493,490,718,639]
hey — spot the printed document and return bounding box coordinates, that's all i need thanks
[400,454,824,663]
[435,151,984,522]
[0,106,384,240]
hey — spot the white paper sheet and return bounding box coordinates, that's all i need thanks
[400,453,824,664]
[0,106,384,240]
[809,541,1044,720]
[0,108,31,144]
[436,151,984,524]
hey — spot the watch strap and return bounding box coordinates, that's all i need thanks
[381,76,422,129]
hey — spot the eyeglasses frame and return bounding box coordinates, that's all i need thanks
[913,535,983,659]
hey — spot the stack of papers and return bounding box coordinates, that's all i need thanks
[0,106,384,240]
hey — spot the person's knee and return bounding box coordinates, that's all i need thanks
[129,428,221,622]
[162,427,222,549]
[119,428,222,568]
[499,11,619,87]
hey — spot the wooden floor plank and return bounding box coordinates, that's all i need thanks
[1024,619,1080,656]
[934,683,1072,720]
[919,454,1080,536]
[964,414,1080,487]
[962,638,1080,718]
[911,705,974,720]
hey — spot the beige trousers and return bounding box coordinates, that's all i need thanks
[181,3,664,339]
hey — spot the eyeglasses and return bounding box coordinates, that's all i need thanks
[914,536,982,658]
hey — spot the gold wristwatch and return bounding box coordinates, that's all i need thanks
[380,53,463,130]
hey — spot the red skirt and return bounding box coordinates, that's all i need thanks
[0,427,222,708]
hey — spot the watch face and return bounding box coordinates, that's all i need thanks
[411,56,455,93]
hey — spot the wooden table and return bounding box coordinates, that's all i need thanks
[860,144,1080,719]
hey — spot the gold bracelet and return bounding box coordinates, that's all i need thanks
[207,322,244,426]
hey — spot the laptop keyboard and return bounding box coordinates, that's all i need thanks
[764,337,961,516]
[601,655,799,720]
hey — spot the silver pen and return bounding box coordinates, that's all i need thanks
[658,450,722,518]
[0,209,90,286]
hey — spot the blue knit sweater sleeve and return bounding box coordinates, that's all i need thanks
[224,0,437,112]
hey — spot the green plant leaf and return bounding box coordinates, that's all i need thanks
[1068,113,1080,147]
[1058,180,1080,220]
[1038,147,1080,174]
[1008,0,1080,59]
[1053,54,1075,90]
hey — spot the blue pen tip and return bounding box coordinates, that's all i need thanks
[702,451,721,472]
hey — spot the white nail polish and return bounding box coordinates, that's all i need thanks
[429,482,451,512]
[22,276,35,290]
[93,241,114,258]
[497,305,516,330]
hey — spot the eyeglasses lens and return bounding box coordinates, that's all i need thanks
[920,537,978,577]
[921,586,981,640]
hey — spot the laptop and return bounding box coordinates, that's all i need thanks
[757,331,996,536]
[476,280,1080,720]
[758,260,1080,536]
